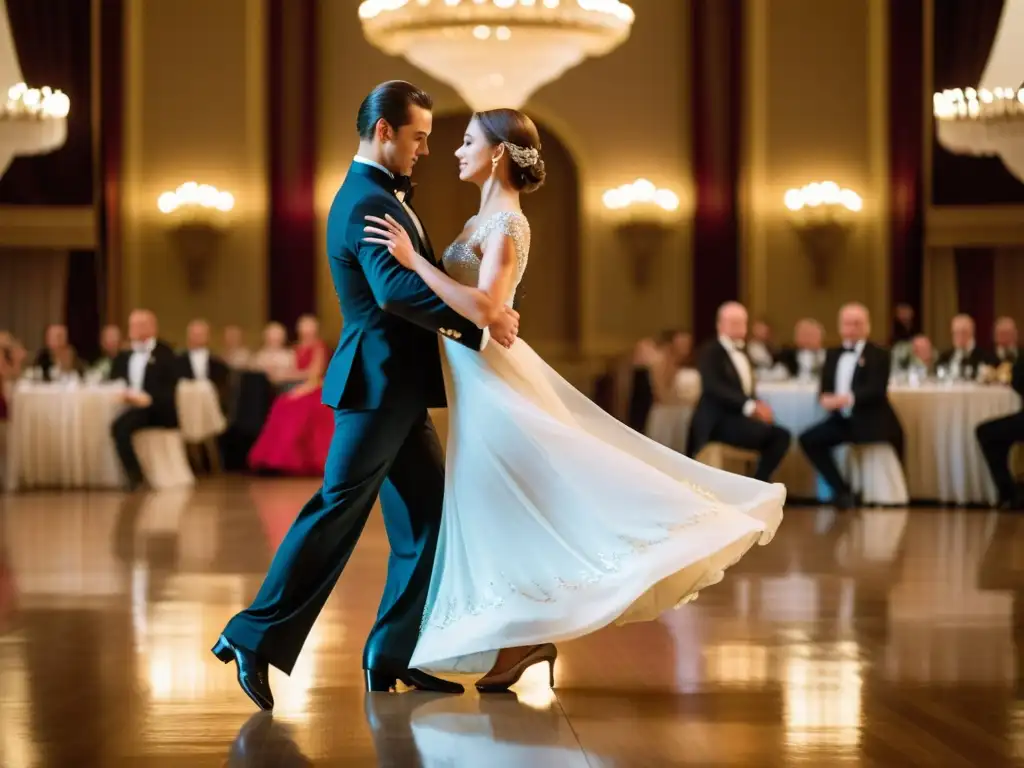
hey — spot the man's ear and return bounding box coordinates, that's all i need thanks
[376,118,393,143]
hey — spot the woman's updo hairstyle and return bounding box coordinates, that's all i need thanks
[474,108,546,193]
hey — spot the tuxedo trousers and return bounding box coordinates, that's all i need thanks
[222,400,445,674]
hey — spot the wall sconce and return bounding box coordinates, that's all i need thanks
[157,182,235,290]
[783,181,861,286]
[602,179,680,288]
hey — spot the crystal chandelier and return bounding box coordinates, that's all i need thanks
[358,0,634,111]
[0,82,69,176]
[933,87,1024,182]
[931,0,1024,182]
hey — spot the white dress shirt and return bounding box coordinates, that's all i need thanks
[997,346,1018,363]
[719,335,756,416]
[353,155,426,242]
[835,339,865,417]
[352,155,489,351]
[796,348,825,378]
[188,348,210,380]
[128,338,156,392]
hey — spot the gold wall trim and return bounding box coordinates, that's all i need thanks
[928,205,1024,246]
[867,0,890,326]
[0,206,96,248]
[123,0,144,311]
[245,0,267,323]
[740,0,769,317]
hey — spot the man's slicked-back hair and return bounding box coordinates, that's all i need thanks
[356,80,433,140]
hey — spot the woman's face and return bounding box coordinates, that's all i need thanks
[264,325,285,349]
[454,117,498,185]
[297,318,318,342]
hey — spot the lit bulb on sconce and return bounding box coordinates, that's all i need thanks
[602,178,680,212]
[157,182,235,216]
[783,181,861,213]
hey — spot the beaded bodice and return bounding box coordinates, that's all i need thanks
[441,211,530,307]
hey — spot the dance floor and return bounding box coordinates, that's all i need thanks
[1,478,1024,766]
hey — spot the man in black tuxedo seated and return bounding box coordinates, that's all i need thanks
[109,309,181,490]
[799,303,904,510]
[976,356,1024,510]
[776,318,826,380]
[937,314,993,378]
[176,318,230,399]
[689,302,790,481]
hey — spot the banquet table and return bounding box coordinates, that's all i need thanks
[757,382,1022,505]
[5,380,127,491]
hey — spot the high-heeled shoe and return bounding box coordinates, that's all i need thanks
[475,643,557,693]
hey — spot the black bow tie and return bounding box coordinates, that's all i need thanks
[393,175,415,203]
[842,344,857,353]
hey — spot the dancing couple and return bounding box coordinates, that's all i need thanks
[212,80,785,709]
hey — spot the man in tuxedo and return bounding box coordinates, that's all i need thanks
[689,302,790,482]
[798,303,904,510]
[976,356,1024,510]
[213,81,520,709]
[937,314,992,377]
[991,316,1019,366]
[176,319,230,396]
[776,318,826,379]
[108,309,181,490]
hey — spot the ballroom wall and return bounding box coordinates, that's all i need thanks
[120,0,266,345]
[316,0,692,358]
[742,0,890,343]
[110,0,1024,355]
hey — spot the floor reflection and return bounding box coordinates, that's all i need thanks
[0,480,1023,765]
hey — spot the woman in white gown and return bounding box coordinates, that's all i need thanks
[363,109,785,691]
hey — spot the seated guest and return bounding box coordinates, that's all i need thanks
[799,303,904,510]
[222,324,253,369]
[109,309,181,490]
[991,316,1019,366]
[248,315,333,475]
[747,319,776,370]
[177,318,230,393]
[776,319,826,379]
[907,334,935,374]
[91,324,123,379]
[689,302,791,481]
[251,322,298,385]
[33,324,82,381]
[937,314,992,379]
[649,329,697,406]
[626,337,658,431]
[0,331,23,420]
[976,356,1024,509]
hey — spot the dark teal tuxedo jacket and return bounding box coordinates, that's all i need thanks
[322,161,483,410]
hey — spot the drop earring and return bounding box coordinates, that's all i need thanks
[491,156,499,173]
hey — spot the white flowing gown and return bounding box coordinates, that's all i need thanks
[409,211,785,674]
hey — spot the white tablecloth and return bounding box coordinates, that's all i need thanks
[758,382,1021,505]
[5,381,127,491]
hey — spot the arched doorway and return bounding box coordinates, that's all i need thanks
[410,112,581,358]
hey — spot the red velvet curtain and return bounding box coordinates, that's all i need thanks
[887,0,925,322]
[267,0,318,334]
[690,0,743,344]
[931,0,1024,205]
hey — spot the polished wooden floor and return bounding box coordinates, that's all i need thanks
[2,478,1024,766]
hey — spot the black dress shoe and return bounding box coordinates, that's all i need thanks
[213,634,275,710]
[364,666,464,694]
[833,491,856,511]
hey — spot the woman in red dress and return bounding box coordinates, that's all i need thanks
[247,315,334,475]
